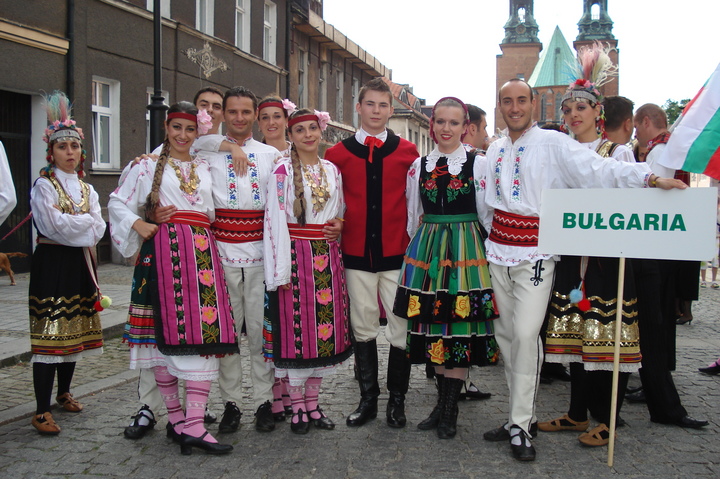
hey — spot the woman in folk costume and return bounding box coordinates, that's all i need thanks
[539,42,640,447]
[393,97,498,439]
[258,96,295,157]
[28,91,106,435]
[109,101,237,455]
[263,108,352,434]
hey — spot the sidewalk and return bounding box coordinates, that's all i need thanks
[0,264,718,477]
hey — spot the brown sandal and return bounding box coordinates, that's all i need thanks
[538,414,589,432]
[56,392,83,412]
[32,412,61,435]
[578,423,616,447]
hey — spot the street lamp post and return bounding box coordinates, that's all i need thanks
[147,0,168,148]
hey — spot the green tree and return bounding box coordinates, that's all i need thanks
[663,98,691,125]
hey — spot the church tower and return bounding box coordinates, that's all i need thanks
[574,0,619,97]
[495,1,543,129]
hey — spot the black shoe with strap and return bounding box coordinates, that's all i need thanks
[509,424,536,461]
[124,405,156,439]
[179,432,233,455]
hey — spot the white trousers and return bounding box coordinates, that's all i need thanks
[489,258,555,434]
[346,269,407,349]
[218,265,274,410]
[137,367,164,414]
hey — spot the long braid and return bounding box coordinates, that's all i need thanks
[290,143,307,226]
[145,140,171,214]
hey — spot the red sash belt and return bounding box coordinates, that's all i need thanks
[488,210,539,247]
[169,210,211,228]
[288,223,326,240]
[211,209,264,243]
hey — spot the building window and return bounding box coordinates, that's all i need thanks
[91,77,120,169]
[146,0,170,17]
[196,0,214,36]
[555,92,563,121]
[235,0,250,52]
[540,94,547,121]
[298,50,307,108]
[335,69,344,123]
[263,1,277,64]
[145,88,169,153]
[351,77,359,128]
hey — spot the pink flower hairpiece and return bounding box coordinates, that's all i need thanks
[314,110,331,131]
[196,109,213,135]
[43,119,83,143]
[282,99,297,115]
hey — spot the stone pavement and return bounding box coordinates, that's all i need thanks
[0,264,718,478]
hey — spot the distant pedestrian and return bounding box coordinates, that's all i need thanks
[29,91,106,435]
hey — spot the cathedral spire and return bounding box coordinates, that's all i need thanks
[502,0,541,44]
[576,0,615,41]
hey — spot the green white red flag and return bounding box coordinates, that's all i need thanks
[659,63,720,179]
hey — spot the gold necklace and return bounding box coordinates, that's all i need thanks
[302,161,330,213]
[169,158,199,196]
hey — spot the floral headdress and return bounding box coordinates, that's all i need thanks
[561,42,618,138]
[41,91,87,178]
[258,98,297,117]
[287,110,331,131]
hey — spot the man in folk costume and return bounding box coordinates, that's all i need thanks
[626,103,708,429]
[325,78,419,428]
[481,78,686,461]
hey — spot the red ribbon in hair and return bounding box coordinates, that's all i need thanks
[167,112,197,123]
[258,101,284,112]
[288,114,319,128]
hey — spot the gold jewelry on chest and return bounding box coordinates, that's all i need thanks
[49,175,90,214]
[302,161,330,212]
[169,158,200,195]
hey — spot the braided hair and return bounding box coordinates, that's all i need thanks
[144,101,198,213]
[288,108,316,226]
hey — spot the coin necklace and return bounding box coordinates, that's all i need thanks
[302,161,330,213]
[169,157,200,205]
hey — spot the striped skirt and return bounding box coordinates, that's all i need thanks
[29,244,103,362]
[545,256,641,372]
[393,215,498,368]
[125,217,238,358]
[264,226,352,370]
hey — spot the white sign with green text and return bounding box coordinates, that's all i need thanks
[538,187,718,260]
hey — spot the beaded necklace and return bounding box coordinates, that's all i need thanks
[302,161,330,213]
[168,157,200,204]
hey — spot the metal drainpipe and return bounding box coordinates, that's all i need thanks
[285,1,292,98]
[66,0,75,99]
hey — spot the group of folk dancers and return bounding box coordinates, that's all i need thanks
[25,43,702,462]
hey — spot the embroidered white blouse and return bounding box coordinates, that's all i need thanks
[406,144,487,238]
[263,157,344,291]
[108,156,214,258]
[31,169,105,248]
[481,125,652,266]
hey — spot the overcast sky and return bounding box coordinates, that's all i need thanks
[323,0,719,130]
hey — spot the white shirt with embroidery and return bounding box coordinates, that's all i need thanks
[264,157,344,291]
[194,135,280,268]
[108,156,214,258]
[31,169,105,247]
[481,125,652,267]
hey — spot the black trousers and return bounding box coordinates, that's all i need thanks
[633,259,687,423]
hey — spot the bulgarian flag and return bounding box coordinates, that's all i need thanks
[659,62,720,179]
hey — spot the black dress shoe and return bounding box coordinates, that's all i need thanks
[166,421,184,444]
[541,363,571,382]
[290,408,310,434]
[124,405,156,439]
[625,385,643,394]
[218,401,242,433]
[179,432,233,455]
[255,401,276,432]
[459,382,491,400]
[675,415,709,429]
[699,362,720,375]
[509,425,536,461]
[483,422,538,441]
[625,390,646,403]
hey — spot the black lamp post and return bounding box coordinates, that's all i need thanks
[147,0,168,148]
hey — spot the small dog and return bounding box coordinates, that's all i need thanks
[0,252,28,285]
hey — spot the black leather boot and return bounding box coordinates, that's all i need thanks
[386,346,411,428]
[437,377,464,439]
[417,373,444,430]
[346,340,380,427]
